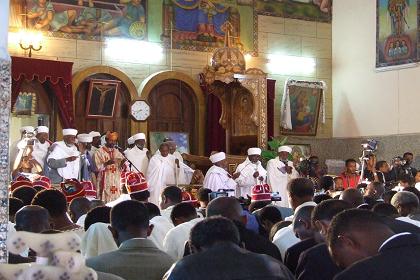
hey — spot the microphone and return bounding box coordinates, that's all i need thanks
[114,145,123,151]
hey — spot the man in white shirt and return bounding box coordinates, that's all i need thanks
[32,126,51,170]
[146,203,174,251]
[203,152,238,193]
[235,148,267,198]
[147,143,183,205]
[125,133,150,174]
[163,202,202,260]
[267,146,299,208]
[272,177,316,258]
[47,129,80,184]
[160,186,183,221]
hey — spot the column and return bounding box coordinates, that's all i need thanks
[0,0,11,263]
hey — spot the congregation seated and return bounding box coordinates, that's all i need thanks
[5,126,420,280]
[163,217,295,280]
[86,200,174,280]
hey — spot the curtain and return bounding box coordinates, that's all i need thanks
[267,79,276,140]
[199,74,226,155]
[11,56,75,128]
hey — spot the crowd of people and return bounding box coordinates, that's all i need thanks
[6,125,420,279]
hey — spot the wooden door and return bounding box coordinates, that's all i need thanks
[148,79,197,154]
[74,73,130,148]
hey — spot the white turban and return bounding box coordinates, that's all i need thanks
[278,146,292,153]
[77,133,93,143]
[89,131,101,138]
[248,148,261,156]
[20,126,34,133]
[127,136,135,145]
[62,128,78,136]
[36,126,49,134]
[132,133,146,141]
[210,152,226,163]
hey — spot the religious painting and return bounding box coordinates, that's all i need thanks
[9,0,147,41]
[288,144,311,164]
[13,92,37,116]
[149,132,190,154]
[255,0,332,23]
[162,0,257,53]
[86,79,120,119]
[376,0,419,68]
[280,80,324,136]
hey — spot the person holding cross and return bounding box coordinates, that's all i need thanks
[94,131,126,203]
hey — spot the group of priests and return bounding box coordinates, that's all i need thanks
[10,125,301,207]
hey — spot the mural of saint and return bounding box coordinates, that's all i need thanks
[10,0,147,40]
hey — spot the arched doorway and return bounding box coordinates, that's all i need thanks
[139,71,205,155]
[72,66,139,148]
[148,79,197,154]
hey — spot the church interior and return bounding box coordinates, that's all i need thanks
[1,0,420,277]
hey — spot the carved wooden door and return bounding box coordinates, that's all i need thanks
[148,79,197,154]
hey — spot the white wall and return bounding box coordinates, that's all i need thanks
[332,0,420,138]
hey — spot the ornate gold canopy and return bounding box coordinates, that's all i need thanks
[203,22,268,152]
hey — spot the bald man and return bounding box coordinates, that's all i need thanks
[340,188,364,208]
[207,197,282,261]
[15,205,51,233]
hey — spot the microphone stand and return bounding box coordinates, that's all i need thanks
[114,146,142,174]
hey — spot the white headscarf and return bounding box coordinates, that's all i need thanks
[81,223,117,259]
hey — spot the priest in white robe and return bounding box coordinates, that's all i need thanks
[47,129,81,185]
[203,152,238,194]
[235,147,267,198]
[32,126,51,170]
[155,138,193,184]
[88,131,102,157]
[147,143,182,205]
[267,146,299,208]
[124,132,150,174]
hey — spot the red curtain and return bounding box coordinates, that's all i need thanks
[267,79,276,140]
[199,74,226,155]
[11,56,75,128]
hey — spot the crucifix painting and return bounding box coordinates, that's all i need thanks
[86,79,120,118]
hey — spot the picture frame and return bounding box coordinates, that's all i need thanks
[149,131,190,154]
[13,92,36,116]
[280,80,325,136]
[85,79,120,119]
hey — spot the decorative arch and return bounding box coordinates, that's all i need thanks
[72,65,141,136]
[139,71,205,155]
[72,65,138,103]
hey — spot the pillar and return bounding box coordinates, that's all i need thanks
[0,0,11,263]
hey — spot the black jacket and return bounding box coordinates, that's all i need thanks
[296,243,341,280]
[234,221,283,262]
[334,233,420,280]
[284,238,317,274]
[165,243,295,280]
